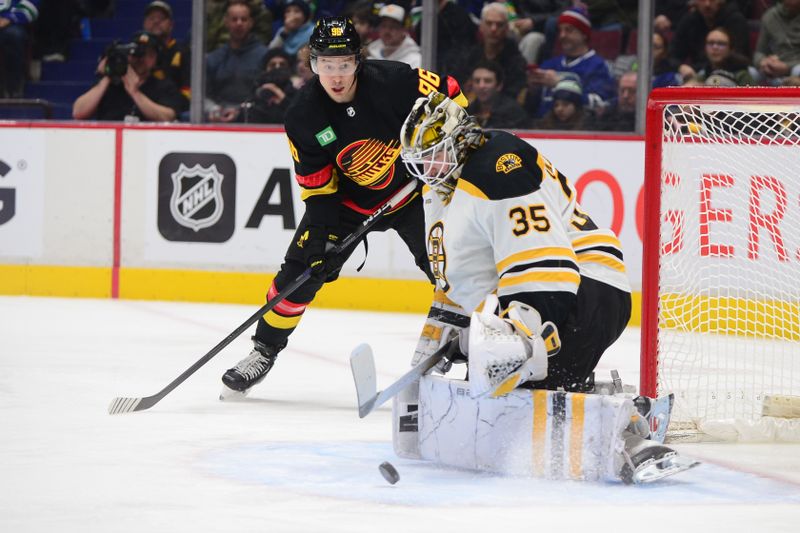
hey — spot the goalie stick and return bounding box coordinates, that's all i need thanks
[108,180,419,415]
[350,338,457,418]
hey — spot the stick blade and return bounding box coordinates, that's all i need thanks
[108,396,144,415]
[350,343,377,417]
[108,394,162,415]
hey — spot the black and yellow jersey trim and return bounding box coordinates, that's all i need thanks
[457,131,544,201]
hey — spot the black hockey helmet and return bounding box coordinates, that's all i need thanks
[309,16,362,60]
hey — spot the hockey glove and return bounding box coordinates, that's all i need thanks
[299,225,342,277]
[467,294,560,397]
[412,289,470,374]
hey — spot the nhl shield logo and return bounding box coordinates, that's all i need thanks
[158,152,236,242]
[169,163,225,231]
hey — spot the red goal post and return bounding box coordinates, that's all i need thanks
[641,87,800,442]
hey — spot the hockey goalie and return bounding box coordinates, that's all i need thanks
[390,92,699,484]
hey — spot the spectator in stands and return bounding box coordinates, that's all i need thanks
[467,60,530,129]
[34,0,79,64]
[588,70,636,131]
[72,31,184,121]
[513,0,568,66]
[453,2,528,100]
[414,0,477,77]
[754,0,800,85]
[291,43,314,89]
[80,0,113,17]
[704,68,740,86]
[654,0,690,33]
[241,48,297,124]
[0,0,39,98]
[585,0,637,31]
[669,0,750,81]
[350,3,377,49]
[206,0,272,52]
[143,1,191,108]
[206,0,269,122]
[534,75,588,130]
[782,75,800,86]
[313,0,351,19]
[366,4,421,68]
[652,31,683,88]
[526,6,615,118]
[689,27,755,86]
[269,0,315,57]
[459,0,488,19]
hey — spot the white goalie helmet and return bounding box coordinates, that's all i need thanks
[400,92,482,195]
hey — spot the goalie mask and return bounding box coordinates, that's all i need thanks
[400,92,482,195]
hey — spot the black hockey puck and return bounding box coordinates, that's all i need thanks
[378,461,400,485]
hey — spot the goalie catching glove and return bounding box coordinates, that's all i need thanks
[468,293,561,398]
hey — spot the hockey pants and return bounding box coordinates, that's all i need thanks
[254,196,434,349]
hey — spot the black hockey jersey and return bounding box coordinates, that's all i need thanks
[284,60,466,226]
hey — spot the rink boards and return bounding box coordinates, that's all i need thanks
[0,122,644,319]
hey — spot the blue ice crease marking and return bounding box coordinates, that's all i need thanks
[200,442,800,506]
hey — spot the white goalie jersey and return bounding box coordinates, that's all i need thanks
[423,131,630,317]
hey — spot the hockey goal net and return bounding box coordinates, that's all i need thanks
[641,87,800,442]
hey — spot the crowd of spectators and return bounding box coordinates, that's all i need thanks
[1,0,799,129]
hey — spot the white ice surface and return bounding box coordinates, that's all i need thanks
[1,296,800,532]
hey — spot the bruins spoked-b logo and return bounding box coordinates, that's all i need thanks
[496,153,522,174]
[158,153,236,242]
[427,221,450,291]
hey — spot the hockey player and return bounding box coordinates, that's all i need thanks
[398,92,698,483]
[220,17,468,396]
[402,90,631,393]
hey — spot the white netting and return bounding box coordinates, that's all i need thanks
[656,101,800,442]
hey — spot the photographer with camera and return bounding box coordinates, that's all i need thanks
[72,31,184,122]
[241,48,297,124]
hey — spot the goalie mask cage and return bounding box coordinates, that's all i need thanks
[641,87,800,442]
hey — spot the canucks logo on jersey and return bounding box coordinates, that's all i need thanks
[336,139,401,189]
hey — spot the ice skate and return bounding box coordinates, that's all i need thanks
[220,338,281,400]
[619,432,700,484]
[633,393,675,444]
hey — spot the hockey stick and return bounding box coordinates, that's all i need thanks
[108,180,419,415]
[349,338,457,418]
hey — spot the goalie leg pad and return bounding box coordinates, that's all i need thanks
[392,382,421,459]
[417,377,633,481]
